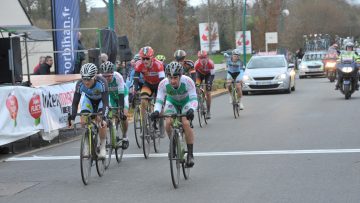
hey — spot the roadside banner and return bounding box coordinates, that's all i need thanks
[199,22,220,52]
[39,82,76,137]
[235,31,252,54]
[52,0,80,74]
[0,86,42,145]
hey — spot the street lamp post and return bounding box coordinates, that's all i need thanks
[108,0,115,30]
[242,0,247,65]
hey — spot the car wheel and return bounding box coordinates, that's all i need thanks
[242,91,248,95]
[291,85,295,91]
[285,82,291,94]
[299,76,304,79]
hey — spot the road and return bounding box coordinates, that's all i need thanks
[1,77,360,203]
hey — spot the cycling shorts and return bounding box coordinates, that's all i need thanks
[226,71,243,82]
[196,72,213,91]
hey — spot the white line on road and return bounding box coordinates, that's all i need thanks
[5,148,360,162]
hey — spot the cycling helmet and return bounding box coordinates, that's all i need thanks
[80,63,97,79]
[232,49,241,55]
[165,61,183,77]
[139,46,154,58]
[133,54,141,61]
[345,42,354,50]
[197,50,208,58]
[99,61,114,74]
[156,54,166,62]
[174,50,186,61]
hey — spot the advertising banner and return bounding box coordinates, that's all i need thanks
[235,31,252,54]
[199,22,220,52]
[52,0,80,74]
[0,86,43,145]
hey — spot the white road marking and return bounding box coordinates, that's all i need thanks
[5,148,360,162]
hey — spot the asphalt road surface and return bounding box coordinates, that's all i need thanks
[1,76,360,203]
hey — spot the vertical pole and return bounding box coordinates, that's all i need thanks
[108,0,115,31]
[207,0,212,54]
[242,0,247,64]
[24,33,31,84]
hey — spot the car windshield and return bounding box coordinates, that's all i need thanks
[303,53,325,61]
[247,57,285,69]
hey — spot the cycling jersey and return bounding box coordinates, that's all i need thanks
[194,59,215,75]
[154,75,198,114]
[134,58,165,85]
[225,58,243,73]
[104,71,129,110]
[70,75,109,120]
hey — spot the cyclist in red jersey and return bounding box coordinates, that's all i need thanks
[133,46,165,123]
[194,50,215,119]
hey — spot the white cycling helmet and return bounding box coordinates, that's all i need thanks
[80,63,97,79]
[165,61,183,77]
[232,49,241,55]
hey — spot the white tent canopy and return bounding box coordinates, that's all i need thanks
[0,0,31,27]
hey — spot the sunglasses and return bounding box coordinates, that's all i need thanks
[142,57,151,61]
[103,74,113,78]
[82,77,93,81]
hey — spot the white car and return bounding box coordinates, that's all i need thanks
[298,51,326,78]
[242,55,296,94]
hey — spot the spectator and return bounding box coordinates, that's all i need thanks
[34,56,53,75]
[100,53,108,63]
[74,32,85,74]
[33,56,45,74]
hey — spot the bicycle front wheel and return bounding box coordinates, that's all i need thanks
[95,135,105,177]
[105,123,113,169]
[169,133,180,189]
[133,106,142,148]
[232,89,240,119]
[142,114,151,159]
[115,120,124,163]
[80,131,92,185]
[153,119,161,153]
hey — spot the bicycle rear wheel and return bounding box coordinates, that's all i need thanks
[142,114,151,159]
[80,131,92,185]
[133,106,142,148]
[182,138,190,180]
[169,133,180,189]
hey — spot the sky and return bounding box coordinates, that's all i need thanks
[91,0,205,8]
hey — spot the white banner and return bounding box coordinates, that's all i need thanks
[235,31,252,54]
[199,22,220,52]
[0,86,43,145]
[40,82,76,136]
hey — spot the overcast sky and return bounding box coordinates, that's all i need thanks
[91,0,205,8]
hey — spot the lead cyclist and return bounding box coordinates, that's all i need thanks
[150,61,197,167]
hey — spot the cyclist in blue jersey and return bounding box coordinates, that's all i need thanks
[69,63,109,158]
[224,49,244,110]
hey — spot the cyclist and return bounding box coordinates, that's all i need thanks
[194,50,215,119]
[68,63,109,158]
[156,54,167,68]
[99,61,129,149]
[174,49,196,82]
[133,46,165,126]
[150,61,197,167]
[126,54,144,106]
[224,49,244,110]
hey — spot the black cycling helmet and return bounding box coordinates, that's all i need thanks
[165,61,183,77]
[174,50,186,61]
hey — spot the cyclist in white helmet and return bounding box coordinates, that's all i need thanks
[68,63,110,159]
[99,61,129,149]
[150,61,197,167]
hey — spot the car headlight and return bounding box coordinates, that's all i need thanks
[275,73,287,80]
[243,75,252,81]
[300,64,307,69]
[341,67,353,73]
